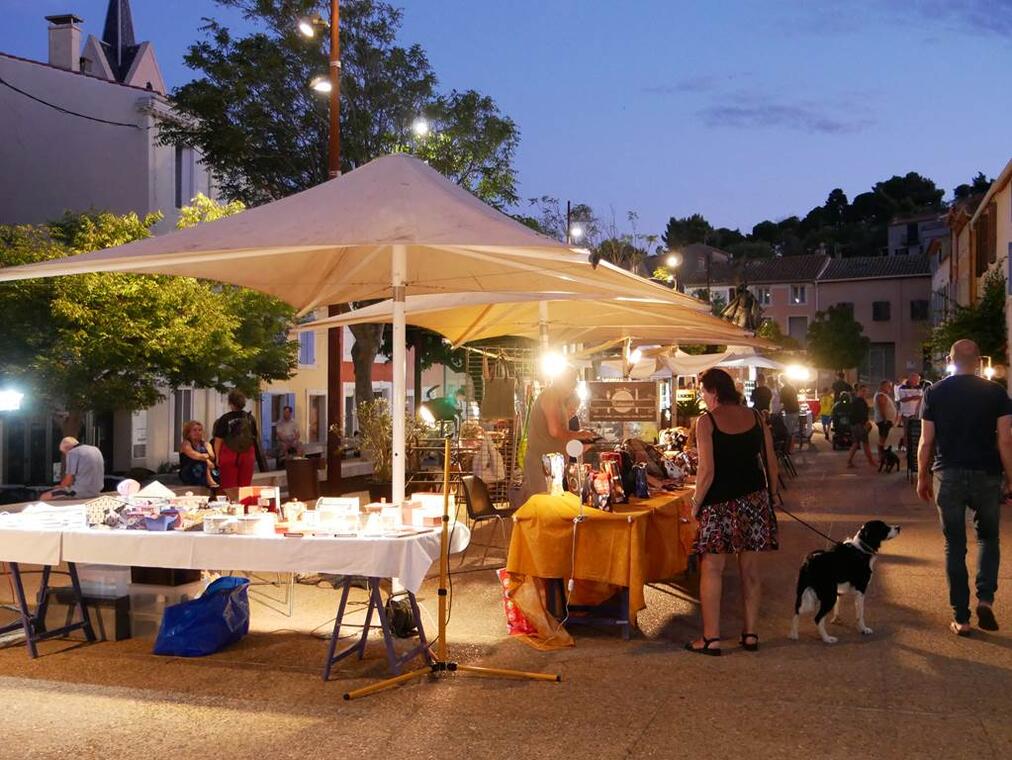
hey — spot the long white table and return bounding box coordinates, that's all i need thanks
[1,523,468,670]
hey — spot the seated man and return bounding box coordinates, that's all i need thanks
[42,437,105,500]
[274,405,303,466]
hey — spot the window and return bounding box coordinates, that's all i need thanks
[752,287,771,305]
[910,299,929,321]
[298,331,316,366]
[174,145,184,208]
[872,301,891,321]
[727,288,736,303]
[906,222,920,245]
[172,389,193,453]
[788,316,808,344]
[790,285,806,305]
[836,302,854,316]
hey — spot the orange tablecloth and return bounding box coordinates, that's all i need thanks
[504,489,696,648]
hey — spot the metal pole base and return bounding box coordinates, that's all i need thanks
[342,659,561,700]
[342,438,561,701]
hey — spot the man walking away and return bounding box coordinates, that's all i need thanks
[42,437,106,500]
[917,340,1012,635]
[873,380,897,459]
[846,385,877,469]
[751,373,772,413]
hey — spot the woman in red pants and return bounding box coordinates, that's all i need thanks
[212,390,265,488]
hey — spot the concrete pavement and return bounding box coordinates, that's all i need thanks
[1,444,1010,759]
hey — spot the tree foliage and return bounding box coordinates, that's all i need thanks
[806,305,870,371]
[160,0,521,414]
[930,270,1007,366]
[0,207,296,431]
[662,171,949,260]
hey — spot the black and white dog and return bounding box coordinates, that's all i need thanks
[789,520,901,644]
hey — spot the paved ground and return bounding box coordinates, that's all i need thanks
[2,442,1010,759]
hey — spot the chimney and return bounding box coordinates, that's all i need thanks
[45,14,84,72]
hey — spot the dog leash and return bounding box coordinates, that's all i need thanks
[774,503,841,546]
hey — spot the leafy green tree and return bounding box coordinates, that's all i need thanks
[930,270,1007,367]
[806,305,871,372]
[662,213,712,249]
[160,0,521,414]
[0,208,296,436]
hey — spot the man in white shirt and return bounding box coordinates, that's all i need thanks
[895,371,929,421]
[274,405,302,465]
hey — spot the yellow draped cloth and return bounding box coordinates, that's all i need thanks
[504,489,696,650]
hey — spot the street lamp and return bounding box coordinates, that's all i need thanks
[569,224,584,242]
[297,13,326,38]
[411,117,430,138]
[298,1,344,489]
[309,75,332,93]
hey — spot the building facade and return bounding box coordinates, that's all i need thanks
[0,8,211,234]
[682,252,932,387]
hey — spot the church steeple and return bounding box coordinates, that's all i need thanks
[100,0,137,79]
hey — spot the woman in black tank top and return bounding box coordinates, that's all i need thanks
[685,369,779,656]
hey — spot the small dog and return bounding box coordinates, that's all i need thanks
[879,446,900,473]
[789,520,901,644]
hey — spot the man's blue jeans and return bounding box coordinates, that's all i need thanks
[933,469,1002,624]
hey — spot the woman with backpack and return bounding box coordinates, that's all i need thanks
[212,390,266,488]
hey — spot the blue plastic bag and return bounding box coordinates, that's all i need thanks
[153,576,251,657]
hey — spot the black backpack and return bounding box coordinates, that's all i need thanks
[223,413,255,454]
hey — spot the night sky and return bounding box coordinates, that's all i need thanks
[2,0,1009,238]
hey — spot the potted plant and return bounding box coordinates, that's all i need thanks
[675,394,703,428]
[357,398,428,503]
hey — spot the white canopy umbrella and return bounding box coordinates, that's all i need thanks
[0,153,709,503]
[297,291,762,347]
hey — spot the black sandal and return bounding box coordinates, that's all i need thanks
[684,636,721,656]
[740,632,759,652]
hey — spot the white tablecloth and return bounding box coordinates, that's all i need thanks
[60,529,449,594]
[0,528,62,565]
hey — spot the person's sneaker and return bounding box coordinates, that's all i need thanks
[949,621,971,636]
[976,605,999,631]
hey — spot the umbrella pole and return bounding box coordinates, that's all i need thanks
[343,437,561,700]
[392,244,407,506]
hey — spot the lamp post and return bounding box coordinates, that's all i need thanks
[565,200,584,245]
[663,250,682,290]
[301,2,343,490]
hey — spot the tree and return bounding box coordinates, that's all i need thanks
[591,237,647,272]
[756,319,800,358]
[930,270,1007,367]
[806,305,870,371]
[160,0,521,414]
[953,172,993,201]
[662,213,712,249]
[0,208,296,435]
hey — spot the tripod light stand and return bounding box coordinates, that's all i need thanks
[342,437,561,700]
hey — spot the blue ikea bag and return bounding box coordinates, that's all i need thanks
[153,577,251,657]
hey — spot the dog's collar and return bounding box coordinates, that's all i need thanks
[846,536,877,555]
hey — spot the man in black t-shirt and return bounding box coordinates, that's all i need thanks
[917,340,1012,635]
[832,371,853,401]
[751,373,773,412]
[846,384,877,468]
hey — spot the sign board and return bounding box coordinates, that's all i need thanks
[587,381,659,423]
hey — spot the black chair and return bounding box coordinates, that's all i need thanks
[459,475,516,566]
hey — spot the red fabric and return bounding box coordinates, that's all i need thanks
[217,441,255,488]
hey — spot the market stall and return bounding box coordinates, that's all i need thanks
[505,489,695,644]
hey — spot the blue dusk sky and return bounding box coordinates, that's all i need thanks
[1,1,1009,239]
